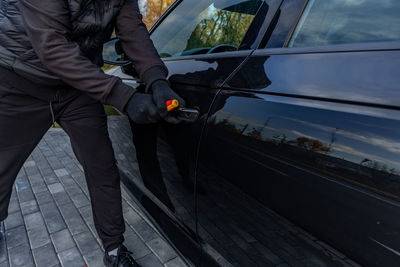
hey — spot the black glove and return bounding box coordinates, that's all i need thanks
[151,80,186,124]
[125,93,160,124]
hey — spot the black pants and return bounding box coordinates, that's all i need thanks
[0,83,124,252]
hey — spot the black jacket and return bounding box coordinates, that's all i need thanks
[0,0,167,111]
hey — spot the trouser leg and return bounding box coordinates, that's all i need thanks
[57,95,124,251]
[0,90,51,220]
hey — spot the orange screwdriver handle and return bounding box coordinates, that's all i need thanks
[166,99,179,112]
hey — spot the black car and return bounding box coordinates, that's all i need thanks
[104,0,400,266]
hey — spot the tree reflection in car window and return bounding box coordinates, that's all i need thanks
[151,0,263,58]
[289,0,400,47]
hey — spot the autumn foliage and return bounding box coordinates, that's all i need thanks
[140,0,175,29]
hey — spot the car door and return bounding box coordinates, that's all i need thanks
[114,0,281,265]
[196,0,400,266]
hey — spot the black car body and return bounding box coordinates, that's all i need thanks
[105,0,400,266]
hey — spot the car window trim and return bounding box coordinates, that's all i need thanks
[239,0,282,50]
[254,41,400,55]
[250,0,286,48]
[148,0,183,35]
[237,0,267,50]
[161,49,254,62]
[256,0,309,48]
[282,0,310,47]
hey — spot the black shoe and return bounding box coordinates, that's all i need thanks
[103,245,141,267]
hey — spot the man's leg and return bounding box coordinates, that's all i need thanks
[57,95,125,252]
[0,88,52,221]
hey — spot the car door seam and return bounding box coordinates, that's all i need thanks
[219,49,256,88]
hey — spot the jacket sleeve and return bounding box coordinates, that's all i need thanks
[116,0,168,91]
[20,0,135,112]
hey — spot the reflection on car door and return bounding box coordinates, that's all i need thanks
[195,0,400,266]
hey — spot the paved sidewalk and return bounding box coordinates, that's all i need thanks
[0,118,187,267]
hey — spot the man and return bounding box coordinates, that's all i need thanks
[0,0,184,266]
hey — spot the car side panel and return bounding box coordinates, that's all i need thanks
[196,49,400,266]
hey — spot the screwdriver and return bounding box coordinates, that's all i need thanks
[166,99,199,122]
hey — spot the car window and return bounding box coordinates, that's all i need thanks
[150,0,263,58]
[288,0,400,47]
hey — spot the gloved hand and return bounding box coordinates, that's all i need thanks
[125,93,160,124]
[151,80,186,124]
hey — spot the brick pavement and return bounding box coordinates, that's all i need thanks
[0,119,187,267]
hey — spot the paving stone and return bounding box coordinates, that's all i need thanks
[9,190,17,202]
[70,193,90,209]
[58,247,85,267]
[30,180,48,194]
[52,191,72,206]
[24,212,45,231]
[82,247,104,267]
[27,174,43,186]
[64,182,83,196]
[58,203,88,235]
[17,189,35,204]
[132,219,158,242]
[124,209,142,226]
[77,207,98,243]
[47,157,64,170]
[5,226,28,249]
[48,183,65,195]
[42,173,59,185]
[8,244,34,267]
[20,200,39,216]
[27,226,50,249]
[50,229,75,253]
[165,257,188,267]
[32,244,58,267]
[147,237,178,263]
[24,166,40,176]
[15,178,31,193]
[54,169,69,178]
[59,175,77,186]
[23,161,36,168]
[4,212,23,230]
[0,236,7,263]
[16,169,26,179]
[40,202,66,234]
[39,167,54,176]
[73,231,99,255]
[35,190,54,206]
[136,253,163,267]
[124,231,151,260]
[7,199,20,215]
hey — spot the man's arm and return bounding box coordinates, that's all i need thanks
[115,0,169,91]
[20,0,134,112]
